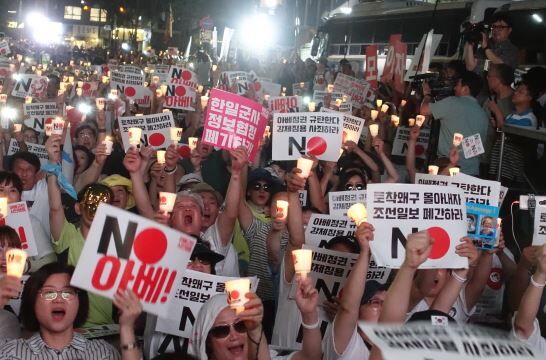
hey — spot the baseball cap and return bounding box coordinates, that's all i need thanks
[191,241,225,265]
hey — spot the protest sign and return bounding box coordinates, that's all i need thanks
[81,81,99,97]
[415,173,500,206]
[76,324,120,339]
[312,90,345,105]
[0,59,11,79]
[6,275,28,316]
[391,126,430,160]
[151,64,170,83]
[110,70,145,88]
[7,139,49,165]
[167,66,198,89]
[466,203,499,250]
[333,73,373,108]
[499,186,508,207]
[462,133,485,159]
[404,32,442,81]
[23,102,59,133]
[164,84,196,111]
[268,96,302,113]
[365,45,378,88]
[5,201,38,256]
[292,82,310,96]
[272,112,343,161]
[321,108,365,143]
[220,71,249,95]
[0,40,10,56]
[359,322,540,360]
[367,183,467,269]
[71,204,196,317]
[11,74,48,98]
[313,73,327,91]
[328,190,367,217]
[155,270,258,338]
[532,202,546,245]
[382,35,407,93]
[202,89,268,161]
[253,79,281,101]
[118,112,176,151]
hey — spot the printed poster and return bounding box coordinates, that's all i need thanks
[23,102,59,133]
[391,126,431,160]
[11,74,48,98]
[328,190,367,217]
[118,111,176,151]
[466,202,500,250]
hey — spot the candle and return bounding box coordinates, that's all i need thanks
[152,75,160,85]
[160,84,168,96]
[408,118,415,127]
[308,101,316,112]
[400,99,407,107]
[45,123,53,136]
[197,85,204,94]
[212,64,218,72]
[68,76,75,83]
[101,75,109,84]
[110,89,118,99]
[170,127,183,145]
[24,96,32,104]
[296,157,314,178]
[225,278,251,314]
[76,88,83,96]
[371,110,378,121]
[0,197,7,218]
[391,115,400,127]
[52,117,64,135]
[453,133,464,147]
[102,138,113,155]
[156,150,166,164]
[376,99,383,108]
[0,94,7,103]
[299,82,305,88]
[381,104,389,113]
[95,97,105,110]
[292,249,313,279]
[275,200,289,219]
[5,248,27,278]
[159,192,177,213]
[335,98,342,107]
[327,84,334,93]
[415,115,426,127]
[200,95,209,109]
[77,81,84,88]
[13,124,22,132]
[449,167,460,176]
[188,137,198,151]
[369,123,379,138]
[128,127,142,146]
[428,165,439,175]
[263,125,271,139]
[155,88,162,97]
[347,203,368,226]
[264,94,270,102]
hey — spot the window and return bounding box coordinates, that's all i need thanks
[64,6,81,20]
[90,8,108,23]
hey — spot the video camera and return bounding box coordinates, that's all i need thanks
[409,72,454,101]
[461,21,489,45]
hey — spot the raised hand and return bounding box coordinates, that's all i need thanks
[113,289,143,328]
[0,275,21,308]
[123,146,142,174]
[403,230,434,269]
[45,134,62,163]
[239,292,264,333]
[286,167,306,193]
[355,222,374,252]
[455,237,479,266]
[230,146,249,173]
[295,275,319,316]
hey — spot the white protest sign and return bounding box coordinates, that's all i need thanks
[11,74,48,98]
[119,65,143,75]
[110,70,144,88]
[23,102,59,133]
[312,90,345,105]
[404,32,442,81]
[367,183,467,269]
[118,111,176,151]
[391,126,430,160]
[7,139,49,165]
[335,101,353,114]
[328,190,367,217]
[164,84,196,111]
[151,64,170,83]
[155,270,258,338]
[167,66,198,89]
[254,79,281,101]
[272,112,343,161]
[415,172,500,206]
[532,203,546,245]
[81,81,99,97]
[220,71,249,95]
[292,82,310,96]
[333,73,374,109]
[359,322,540,360]
[0,40,11,56]
[71,204,196,317]
[76,324,120,339]
[5,201,38,256]
[268,96,302,113]
[462,133,485,159]
[321,108,365,143]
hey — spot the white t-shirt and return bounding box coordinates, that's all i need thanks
[512,315,546,357]
[202,218,239,277]
[21,179,50,238]
[143,314,189,359]
[406,286,475,324]
[29,213,54,258]
[323,323,370,360]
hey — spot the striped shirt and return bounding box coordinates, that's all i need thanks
[0,333,120,359]
[505,110,537,127]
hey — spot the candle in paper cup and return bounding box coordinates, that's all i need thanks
[95,97,105,110]
[299,82,305,88]
[335,98,342,107]
[13,124,22,132]
[36,69,42,76]
[292,249,313,279]
[0,94,7,103]
[400,99,407,107]
[201,96,209,109]
[156,150,166,164]
[376,99,383,108]
[263,125,271,139]
[155,88,162,97]
[159,84,168,96]
[415,115,426,127]
[188,137,198,151]
[24,96,32,104]
[347,203,368,225]
[342,95,349,103]
[45,123,53,136]
[275,200,289,219]
[225,278,251,314]
[369,123,379,138]
[68,76,75,83]
[371,110,378,121]
[197,85,204,94]
[281,92,286,97]
[76,88,83,96]
[52,117,65,135]
[453,133,464,147]
[428,165,439,175]
[170,127,183,145]
[5,249,27,278]
[308,101,316,112]
[264,94,270,102]
[212,64,218,72]
[110,89,118,99]
[128,127,142,145]
[408,118,415,127]
[381,104,389,113]
[159,192,177,213]
[296,157,314,178]
[101,75,109,84]
[102,138,113,155]
[449,167,460,176]
[0,197,7,218]
[152,75,160,85]
[391,115,400,127]
[327,84,334,93]
[77,81,84,88]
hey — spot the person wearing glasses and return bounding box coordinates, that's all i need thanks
[465,12,518,73]
[0,262,143,360]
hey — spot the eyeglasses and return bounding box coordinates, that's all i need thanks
[251,183,271,192]
[491,25,510,30]
[189,257,211,266]
[209,320,247,338]
[344,183,365,191]
[367,298,384,306]
[39,289,78,301]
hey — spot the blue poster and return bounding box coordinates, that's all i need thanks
[466,202,500,250]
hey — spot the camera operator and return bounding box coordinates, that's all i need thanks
[464,12,518,73]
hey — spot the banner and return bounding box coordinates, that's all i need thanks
[321,108,365,143]
[71,204,196,317]
[5,201,38,256]
[0,40,11,56]
[272,112,343,161]
[110,70,145,88]
[367,183,467,269]
[268,96,302,113]
[164,84,196,111]
[415,173,500,206]
[365,45,378,88]
[7,139,49,165]
[328,190,367,217]
[23,102,59,133]
[391,126,431,160]
[118,111,176,151]
[11,74,48,98]
[466,203,499,250]
[155,270,258,338]
[382,35,407,93]
[202,89,268,161]
[333,73,373,109]
[359,322,540,360]
[533,202,546,245]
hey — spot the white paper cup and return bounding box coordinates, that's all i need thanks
[201,96,209,109]
[24,96,32,104]
[264,94,271,102]
[428,165,439,175]
[188,137,198,151]
[275,200,289,219]
[13,124,22,132]
[381,104,389,113]
[0,94,7,104]
[369,123,379,138]
[391,115,400,127]
[408,118,415,127]
[170,127,183,144]
[453,133,464,147]
[308,101,316,112]
[415,115,426,127]
[335,98,342,107]
[159,192,177,213]
[52,118,65,135]
[45,123,53,136]
[128,127,142,146]
[102,139,113,155]
[376,99,383,108]
[76,88,83,97]
[400,99,407,107]
[156,150,166,164]
[327,84,334,93]
[5,248,27,278]
[449,167,460,176]
[68,76,75,83]
[292,249,313,279]
[95,97,105,110]
[160,84,168,96]
[225,278,251,314]
[347,203,368,226]
[371,110,378,121]
[0,197,7,218]
[297,158,314,178]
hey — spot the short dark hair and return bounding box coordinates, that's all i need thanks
[20,263,89,332]
[0,171,23,193]
[336,169,367,191]
[491,12,513,28]
[447,60,466,78]
[75,123,97,139]
[73,145,95,173]
[459,71,483,97]
[489,64,515,86]
[0,225,22,249]
[9,152,41,173]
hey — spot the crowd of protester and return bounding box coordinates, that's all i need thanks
[0,10,545,360]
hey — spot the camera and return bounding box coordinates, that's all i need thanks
[461,21,489,45]
[410,72,454,101]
